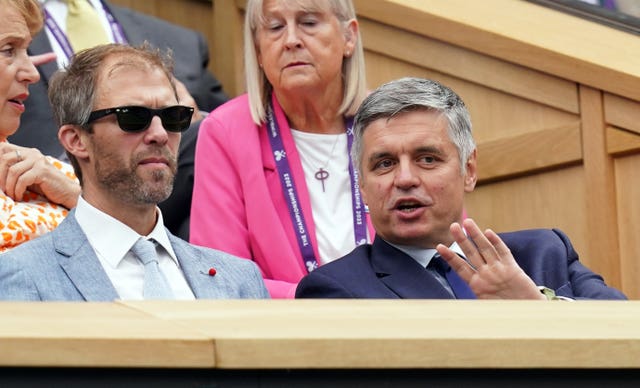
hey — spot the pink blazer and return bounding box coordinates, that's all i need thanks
[191,94,374,298]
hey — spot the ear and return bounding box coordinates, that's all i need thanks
[58,124,90,161]
[343,18,358,57]
[463,149,478,192]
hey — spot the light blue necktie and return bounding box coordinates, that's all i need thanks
[130,238,174,300]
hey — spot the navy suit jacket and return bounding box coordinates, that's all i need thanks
[0,210,269,301]
[13,1,228,239]
[295,229,627,300]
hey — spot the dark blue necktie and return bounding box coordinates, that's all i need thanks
[428,254,476,299]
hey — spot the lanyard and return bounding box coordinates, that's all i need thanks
[43,0,127,61]
[265,100,368,273]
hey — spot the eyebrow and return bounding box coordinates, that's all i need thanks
[368,145,444,161]
[0,32,29,44]
[367,151,393,165]
[414,145,445,156]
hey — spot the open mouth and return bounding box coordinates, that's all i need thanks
[396,201,424,212]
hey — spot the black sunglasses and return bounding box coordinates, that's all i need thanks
[87,105,194,133]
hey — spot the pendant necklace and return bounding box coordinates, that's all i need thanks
[314,134,341,193]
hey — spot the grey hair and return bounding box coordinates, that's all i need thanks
[244,0,367,124]
[351,77,476,175]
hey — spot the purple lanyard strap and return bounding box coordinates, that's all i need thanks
[266,100,367,273]
[44,0,127,61]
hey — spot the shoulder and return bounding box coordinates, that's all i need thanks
[173,236,260,272]
[0,229,59,269]
[498,228,570,248]
[109,4,197,37]
[200,95,257,137]
[171,237,268,298]
[497,228,577,267]
[206,94,252,121]
[307,245,372,279]
[296,245,375,298]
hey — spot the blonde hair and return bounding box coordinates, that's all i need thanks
[1,0,44,36]
[244,0,367,125]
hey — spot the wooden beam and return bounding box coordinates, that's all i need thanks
[580,85,621,289]
[477,123,582,182]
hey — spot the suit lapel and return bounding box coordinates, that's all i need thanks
[169,235,224,299]
[371,239,454,299]
[54,213,119,302]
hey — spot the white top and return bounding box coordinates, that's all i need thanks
[40,0,115,68]
[291,129,365,265]
[75,196,195,300]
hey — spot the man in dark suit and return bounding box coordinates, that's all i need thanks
[12,0,227,239]
[295,77,626,300]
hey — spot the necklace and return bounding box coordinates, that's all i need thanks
[314,134,341,192]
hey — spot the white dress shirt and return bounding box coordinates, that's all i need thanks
[75,196,195,300]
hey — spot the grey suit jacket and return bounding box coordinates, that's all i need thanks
[0,210,269,301]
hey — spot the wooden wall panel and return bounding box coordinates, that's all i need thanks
[363,52,579,143]
[616,155,640,298]
[359,17,579,114]
[608,127,640,156]
[466,166,590,267]
[581,86,621,288]
[605,94,640,135]
[354,0,640,102]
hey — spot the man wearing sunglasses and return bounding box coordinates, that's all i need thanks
[0,43,269,301]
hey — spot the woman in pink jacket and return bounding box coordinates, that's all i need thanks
[190,0,373,298]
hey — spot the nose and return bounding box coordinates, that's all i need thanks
[144,116,170,145]
[18,51,40,85]
[284,24,302,49]
[394,158,420,190]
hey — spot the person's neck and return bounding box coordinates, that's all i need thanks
[275,87,345,135]
[81,191,159,236]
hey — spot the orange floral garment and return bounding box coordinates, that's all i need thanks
[0,156,77,252]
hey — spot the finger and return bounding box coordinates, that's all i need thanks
[4,161,26,199]
[484,228,514,263]
[462,218,501,264]
[14,165,42,200]
[0,147,17,193]
[30,52,57,66]
[436,243,475,283]
[449,220,488,269]
[5,149,35,199]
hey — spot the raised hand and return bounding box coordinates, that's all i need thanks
[436,218,545,299]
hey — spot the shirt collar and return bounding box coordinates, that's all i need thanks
[388,241,465,268]
[75,196,178,268]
